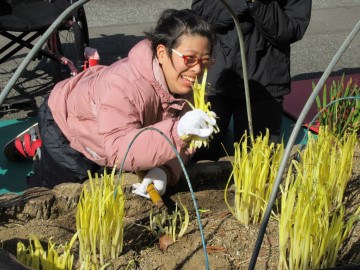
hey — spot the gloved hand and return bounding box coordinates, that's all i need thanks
[132,167,168,199]
[178,109,217,140]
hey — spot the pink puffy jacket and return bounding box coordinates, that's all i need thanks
[48,40,192,185]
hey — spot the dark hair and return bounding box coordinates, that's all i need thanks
[145,9,216,56]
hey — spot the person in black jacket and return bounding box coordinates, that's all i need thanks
[191,0,312,161]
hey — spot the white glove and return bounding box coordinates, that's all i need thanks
[132,167,167,199]
[178,109,217,140]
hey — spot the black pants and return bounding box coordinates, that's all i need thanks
[192,95,284,162]
[26,98,101,189]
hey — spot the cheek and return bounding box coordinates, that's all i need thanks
[164,62,183,82]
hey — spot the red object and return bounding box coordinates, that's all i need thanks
[88,58,99,67]
[14,133,42,158]
[84,58,99,70]
[303,121,320,134]
[83,47,100,70]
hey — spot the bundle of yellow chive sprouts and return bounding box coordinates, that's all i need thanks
[187,68,219,150]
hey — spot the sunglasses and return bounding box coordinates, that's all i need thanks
[172,48,214,69]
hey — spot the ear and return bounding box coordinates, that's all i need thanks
[156,44,168,65]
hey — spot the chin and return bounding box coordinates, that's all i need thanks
[171,87,192,96]
[181,86,193,95]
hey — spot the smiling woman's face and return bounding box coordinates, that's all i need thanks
[156,34,212,96]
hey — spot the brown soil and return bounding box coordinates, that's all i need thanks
[1,148,360,270]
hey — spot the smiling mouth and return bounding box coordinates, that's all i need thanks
[182,75,195,83]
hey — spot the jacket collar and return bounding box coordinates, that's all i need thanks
[130,39,189,111]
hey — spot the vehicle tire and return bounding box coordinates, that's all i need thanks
[47,6,89,79]
[56,14,86,77]
[76,6,89,47]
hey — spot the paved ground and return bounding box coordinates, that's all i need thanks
[0,0,359,120]
[84,0,360,77]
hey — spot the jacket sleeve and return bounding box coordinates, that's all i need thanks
[96,77,190,185]
[191,0,249,29]
[249,0,312,46]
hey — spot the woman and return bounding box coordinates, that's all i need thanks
[27,9,217,198]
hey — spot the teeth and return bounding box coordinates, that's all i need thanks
[182,75,195,82]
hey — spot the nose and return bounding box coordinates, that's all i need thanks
[190,61,202,74]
